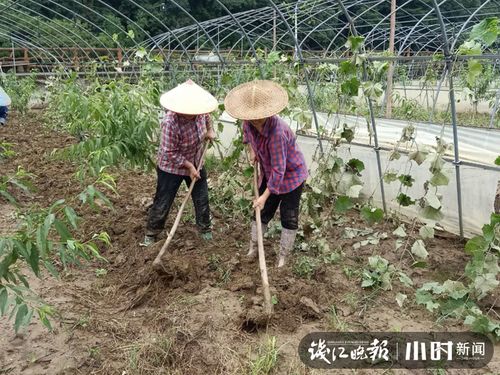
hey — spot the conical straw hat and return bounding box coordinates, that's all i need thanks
[160,79,218,115]
[0,86,11,106]
[224,80,288,120]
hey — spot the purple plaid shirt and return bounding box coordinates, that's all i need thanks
[157,111,210,176]
[243,115,308,194]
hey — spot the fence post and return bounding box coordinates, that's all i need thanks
[23,48,29,72]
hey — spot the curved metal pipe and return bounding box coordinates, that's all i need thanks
[267,0,324,154]
[335,0,387,213]
[432,0,464,237]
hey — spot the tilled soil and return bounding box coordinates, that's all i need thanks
[0,113,498,374]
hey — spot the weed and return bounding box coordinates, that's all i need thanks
[249,336,279,375]
[327,306,350,331]
[293,256,318,279]
[0,142,15,159]
[208,254,231,285]
[95,268,108,277]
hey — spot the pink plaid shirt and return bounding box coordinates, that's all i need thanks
[243,115,308,194]
[157,111,211,176]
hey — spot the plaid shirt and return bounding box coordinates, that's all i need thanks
[157,111,210,176]
[243,115,308,194]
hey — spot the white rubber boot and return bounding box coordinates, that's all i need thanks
[277,228,297,268]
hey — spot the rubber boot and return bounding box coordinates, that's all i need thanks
[248,221,267,257]
[139,235,156,247]
[277,228,297,268]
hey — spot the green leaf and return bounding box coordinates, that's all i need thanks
[467,59,483,87]
[398,272,413,287]
[339,60,357,75]
[393,226,407,238]
[54,220,72,242]
[14,304,28,333]
[464,314,500,335]
[430,171,449,186]
[411,239,428,260]
[429,155,445,174]
[361,278,375,288]
[360,206,384,224]
[419,225,435,240]
[347,184,363,198]
[495,156,500,166]
[408,150,427,165]
[49,199,65,212]
[491,213,500,226]
[474,273,499,298]
[458,40,482,55]
[335,196,353,213]
[465,236,489,255]
[442,280,468,299]
[383,172,398,183]
[396,293,407,308]
[346,158,365,174]
[482,224,494,242]
[345,36,365,52]
[415,290,440,312]
[341,77,361,97]
[64,206,79,229]
[27,245,40,277]
[38,306,53,331]
[340,125,354,143]
[362,82,384,99]
[389,151,401,161]
[411,261,427,268]
[470,17,499,46]
[420,205,444,221]
[0,287,8,315]
[396,193,415,207]
[0,189,17,205]
[398,175,415,187]
[242,166,254,178]
[426,193,442,210]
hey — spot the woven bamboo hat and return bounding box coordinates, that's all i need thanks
[0,86,11,107]
[224,80,288,120]
[160,79,218,115]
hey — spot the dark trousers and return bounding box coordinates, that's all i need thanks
[0,106,7,120]
[146,167,211,236]
[257,178,304,230]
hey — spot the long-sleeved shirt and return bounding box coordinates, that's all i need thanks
[157,111,210,176]
[243,115,308,194]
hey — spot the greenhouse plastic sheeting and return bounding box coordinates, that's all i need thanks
[217,113,499,237]
[304,113,499,166]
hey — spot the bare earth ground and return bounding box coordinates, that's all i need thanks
[0,114,498,375]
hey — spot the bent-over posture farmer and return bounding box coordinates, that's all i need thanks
[224,80,308,267]
[141,80,218,247]
[0,86,11,126]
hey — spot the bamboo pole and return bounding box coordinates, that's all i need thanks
[252,162,273,316]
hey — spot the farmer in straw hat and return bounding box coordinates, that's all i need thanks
[224,80,308,267]
[141,79,218,247]
[0,86,11,126]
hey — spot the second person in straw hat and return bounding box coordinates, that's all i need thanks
[224,80,308,267]
[141,79,218,247]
